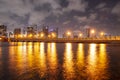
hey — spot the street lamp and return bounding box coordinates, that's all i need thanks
[79,33,83,38]
[66,31,71,38]
[40,33,44,38]
[91,29,95,38]
[91,29,95,34]
[67,31,71,35]
[100,32,104,36]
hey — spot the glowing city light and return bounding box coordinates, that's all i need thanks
[79,33,83,37]
[100,32,104,36]
[67,31,71,35]
[91,29,95,34]
[0,38,2,40]
[29,34,32,38]
[51,32,56,38]
[40,33,44,38]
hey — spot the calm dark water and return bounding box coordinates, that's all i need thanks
[0,42,120,80]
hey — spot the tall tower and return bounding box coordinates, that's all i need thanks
[42,25,49,38]
[55,27,58,37]
[86,27,90,38]
[0,24,7,37]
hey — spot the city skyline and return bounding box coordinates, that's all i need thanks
[0,0,120,35]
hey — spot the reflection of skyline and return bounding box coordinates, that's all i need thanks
[87,44,98,80]
[27,42,33,68]
[63,43,74,80]
[0,42,110,80]
[98,44,109,80]
[38,42,46,77]
[16,42,24,72]
[47,43,58,79]
[8,42,26,75]
[86,43,109,80]
[76,43,85,79]
[77,43,84,67]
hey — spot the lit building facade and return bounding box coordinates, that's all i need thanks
[14,28,21,38]
[85,27,91,38]
[26,27,36,38]
[42,25,49,38]
[0,25,7,37]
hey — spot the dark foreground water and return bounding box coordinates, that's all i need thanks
[0,42,120,80]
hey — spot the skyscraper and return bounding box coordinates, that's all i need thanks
[14,28,21,38]
[42,25,49,38]
[0,24,7,37]
[85,27,91,38]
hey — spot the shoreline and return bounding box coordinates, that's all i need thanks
[8,38,120,43]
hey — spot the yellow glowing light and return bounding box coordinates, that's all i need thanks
[87,44,97,79]
[47,43,58,75]
[0,37,2,40]
[98,44,109,80]
[20,34,23,38]
[35,34,39,37]
[18,34,22,38]
[39,42,46,76]
[40,33,44,37]
[24,34,27,37]
[29,34,32,37]
[48,34,51,38]
[27,42,33,67]
[51,33,56,38]
[15,42,23,70]
[77,43,84,68]
[79,33,82,37]
[67,31,71,35]
[63,43,74,79]
[91,29,95,34]
[100,32,104,36]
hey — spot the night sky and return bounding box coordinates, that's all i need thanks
[0,0,120,35]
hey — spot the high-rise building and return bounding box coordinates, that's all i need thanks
[85,28,91,38]
[42,25,49,38]
[55,27,58,37]
[14,28,21,38]
[0,24,7,37]
[26,26,36,37]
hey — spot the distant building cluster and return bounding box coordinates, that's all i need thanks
[0,24,117,39]
[9,25,58,38]
[62,27,105,38]
[0,25,7,37]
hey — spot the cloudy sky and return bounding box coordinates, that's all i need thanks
[0,0,120,35]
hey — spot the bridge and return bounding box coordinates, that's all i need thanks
[9,36,120,43]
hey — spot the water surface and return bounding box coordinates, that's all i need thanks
[0,42,120,80]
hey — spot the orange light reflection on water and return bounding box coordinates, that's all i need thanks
[87,44,98,80]
[76,43,85,79]
[63,43,75,80]
[27,42,33,68]
[98,44,109,79]
[87,43,109,80]
[16,42,23,70]
[39,42,46,77]
[47,43,58,79]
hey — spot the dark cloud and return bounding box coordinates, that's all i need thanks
[34,3,52,12]
[59,0,69,8]
[0,0,120,34]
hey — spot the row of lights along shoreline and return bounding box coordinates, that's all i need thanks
[0,24,120,41]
